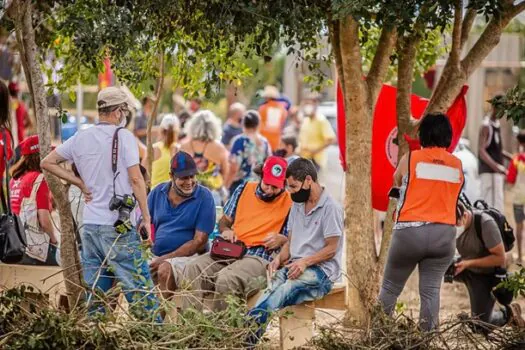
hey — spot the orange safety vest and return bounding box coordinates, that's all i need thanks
[232,182,292,247]
[258,100,287,151]
[397,148,464,225]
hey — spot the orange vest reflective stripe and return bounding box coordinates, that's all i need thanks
[232,182,292,247]
[397,148,464,225]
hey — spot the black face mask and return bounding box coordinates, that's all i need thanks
[256,183,283,202]
[291,180,311,203]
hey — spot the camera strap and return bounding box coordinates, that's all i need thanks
[111,127,124,197]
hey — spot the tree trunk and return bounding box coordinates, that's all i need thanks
[330,17,396,325]
[15,0,83,306]
[146,53,165,177]
[334,17,377,325]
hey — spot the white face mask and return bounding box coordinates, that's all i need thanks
[455,225,465,238]
[118,109,128,128]
[303,104,315,116]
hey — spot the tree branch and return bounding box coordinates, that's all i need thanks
[396,35,420,149]
[329,17,345,96]
[339,17,364,89]
[461,12,512,76]
[510,0,525,17]
[460,7,477,49]
[366,27,397,106]
[449,0,463,65]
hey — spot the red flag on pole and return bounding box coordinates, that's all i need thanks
[336,83,468,211]
[98,58,114,89]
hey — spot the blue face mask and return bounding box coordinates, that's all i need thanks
[256,182,283,202]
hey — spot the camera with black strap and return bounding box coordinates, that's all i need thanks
[108,127,136,234]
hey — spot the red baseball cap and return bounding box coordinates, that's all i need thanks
[20,135,40,155]
[262,156,287,189]
[8,82,19,95]
[20,135,55,156]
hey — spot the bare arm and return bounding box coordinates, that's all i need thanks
[302,236,339,267]
[278,238,291,264]
[41,151,90,197]
[313,137,336,155]
[37,209,57,244]
[134,128,147,138]
[285,235,339,279]
[135,126,160,138]
[393,153,409,187]
[456,242,506,275]
[479,125,505,173]
[128,164,151,225]
[224,158,239,189]
[141,146,161,168]
[218,214,233,233]
[467,243,505,268]
[219,147,230,183]
[160,230,208,260]
[503,150,513,161]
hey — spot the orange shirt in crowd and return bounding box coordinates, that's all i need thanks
[258,100,287,151]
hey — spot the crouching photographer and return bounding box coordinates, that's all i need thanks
[451,202,524,332]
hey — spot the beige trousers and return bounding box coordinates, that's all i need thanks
[175,253,268,311]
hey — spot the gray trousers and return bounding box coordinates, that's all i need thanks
[379,224,456,331]
[455,270,507,332]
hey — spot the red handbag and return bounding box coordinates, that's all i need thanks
[210,237,247,261]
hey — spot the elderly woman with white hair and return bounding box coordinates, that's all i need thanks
[143,113,181,188]
[180,110,229,205]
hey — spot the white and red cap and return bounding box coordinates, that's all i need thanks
[20,135,54,156]
[262,156,287,189]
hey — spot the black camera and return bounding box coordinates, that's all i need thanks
[109,194,136,234]
[444,256,462,283]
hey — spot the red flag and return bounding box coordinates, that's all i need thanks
[336,83,347,171]
[337,82,468,211]
[98,58,114,89]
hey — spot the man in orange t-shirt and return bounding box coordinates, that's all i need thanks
[179,156,292,311]
[258,85,287,151]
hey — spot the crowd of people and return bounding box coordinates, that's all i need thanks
[0,83,341,343]
[3,80,525,344]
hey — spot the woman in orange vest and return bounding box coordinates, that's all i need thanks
[379,113,464,331]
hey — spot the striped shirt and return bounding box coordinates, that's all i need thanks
[223,181,289,262]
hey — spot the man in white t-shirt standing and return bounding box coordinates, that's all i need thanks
[42,87,159,319]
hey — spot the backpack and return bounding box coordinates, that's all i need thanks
[472,199,515,252]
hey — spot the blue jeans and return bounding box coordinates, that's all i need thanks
[247,265,332,343]
[81,224,160,320]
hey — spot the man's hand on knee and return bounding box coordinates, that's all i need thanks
[150,256,167,272]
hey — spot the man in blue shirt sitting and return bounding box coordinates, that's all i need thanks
[148,151,216,299]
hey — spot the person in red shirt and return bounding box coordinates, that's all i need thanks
[8,81,32,144]
[9,135,58,265]
[507,132,525,263]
